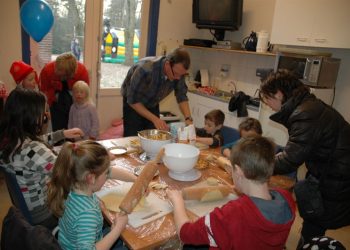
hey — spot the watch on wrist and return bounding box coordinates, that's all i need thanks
[185,116,193,122]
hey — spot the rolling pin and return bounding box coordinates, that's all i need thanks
[119,148,165,214]
[182,185,232,201]
[216,156,233,174]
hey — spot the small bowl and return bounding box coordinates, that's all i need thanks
[163,143,200,176]
[138,129,172,159]
[109,146,128,156]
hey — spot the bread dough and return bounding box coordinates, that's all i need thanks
[200,190,224,202]
[206,177,219,186]
[149,181,168,190]
[101,193,146,212]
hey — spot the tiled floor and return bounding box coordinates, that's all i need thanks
[0,172,349,249]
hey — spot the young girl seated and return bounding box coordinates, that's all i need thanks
[167,136,296,249]
[48,140,136,250]
[68,81,99,140]
[221,117,262,158]
[196,109,225,148]
[10,61,39,90]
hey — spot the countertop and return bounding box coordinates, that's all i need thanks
[188,89,260,112]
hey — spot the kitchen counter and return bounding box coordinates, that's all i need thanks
[188,89,260,112]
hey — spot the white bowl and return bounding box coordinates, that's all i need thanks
[138,129,172,159]
[163,143,200,175]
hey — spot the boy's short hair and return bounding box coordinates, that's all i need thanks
[205,109,225,126]
[239,118,262,135]
[230,136,275,183]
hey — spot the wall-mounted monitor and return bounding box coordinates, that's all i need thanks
[192,0,243,41]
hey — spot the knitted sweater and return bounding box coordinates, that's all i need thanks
[0,131,64,224]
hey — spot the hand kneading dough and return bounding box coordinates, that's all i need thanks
[101,193,146,212]
[149,181,168,190]
[200,190,224,202]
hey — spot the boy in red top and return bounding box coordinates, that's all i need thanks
[167,136,296,249]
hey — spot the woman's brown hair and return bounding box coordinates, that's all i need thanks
[259,69,310,104]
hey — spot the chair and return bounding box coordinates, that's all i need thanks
[0,166,33,224]
[221,126,240,145]
[1,206,61,250]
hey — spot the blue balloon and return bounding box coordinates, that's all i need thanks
[20,0,54,42]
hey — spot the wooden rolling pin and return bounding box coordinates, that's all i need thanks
[119,148,164,214]
[182,185,232,201]
[216,156,233,174]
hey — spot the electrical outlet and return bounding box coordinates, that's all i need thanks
[220,64,230,77]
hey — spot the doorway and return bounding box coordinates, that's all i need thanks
[29,0,151,130]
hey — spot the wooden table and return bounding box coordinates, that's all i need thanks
[99,138,295,250]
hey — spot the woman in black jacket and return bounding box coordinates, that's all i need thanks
[259,69,350,244]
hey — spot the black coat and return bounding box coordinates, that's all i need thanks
[270,92,350,228]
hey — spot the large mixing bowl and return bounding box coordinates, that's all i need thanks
[163,143,200,180]
[138,129,172,159]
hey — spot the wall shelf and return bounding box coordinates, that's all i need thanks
[181,45,276,57]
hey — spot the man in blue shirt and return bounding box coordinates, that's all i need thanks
[121,48,193,136]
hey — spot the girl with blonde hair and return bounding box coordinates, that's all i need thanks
[48,140,136,250]
[68,80,99,140]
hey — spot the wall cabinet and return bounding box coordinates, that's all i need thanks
[271,0,350,49]
[188,92,259,129]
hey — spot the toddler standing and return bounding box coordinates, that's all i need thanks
[68,81,99,140]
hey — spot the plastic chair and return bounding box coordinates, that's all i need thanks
[221,126,240,145]
[0,167,33,225]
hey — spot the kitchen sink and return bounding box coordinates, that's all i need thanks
[212,90,232,101]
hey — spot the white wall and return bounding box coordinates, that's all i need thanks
[0,1,22,92]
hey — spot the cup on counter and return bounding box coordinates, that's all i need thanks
[256,30,269,53]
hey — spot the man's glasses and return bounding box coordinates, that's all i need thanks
[170,64,176,79]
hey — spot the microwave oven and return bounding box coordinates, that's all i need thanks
[274,53,341,88]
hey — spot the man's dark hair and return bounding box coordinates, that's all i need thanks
[166,48,191,70]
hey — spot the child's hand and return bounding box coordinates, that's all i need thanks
[166,188,183,205]
[63,128,84,139]
[112,212,128,231]
[222,148,231,158]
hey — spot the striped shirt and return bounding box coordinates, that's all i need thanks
[121,56,188,108]
[58,192,103,250]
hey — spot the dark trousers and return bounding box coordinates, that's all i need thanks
[50,82,72,132]
[301,220,326,242]
[123,97,159,137]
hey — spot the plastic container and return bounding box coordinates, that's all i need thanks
[256,31,269,53]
